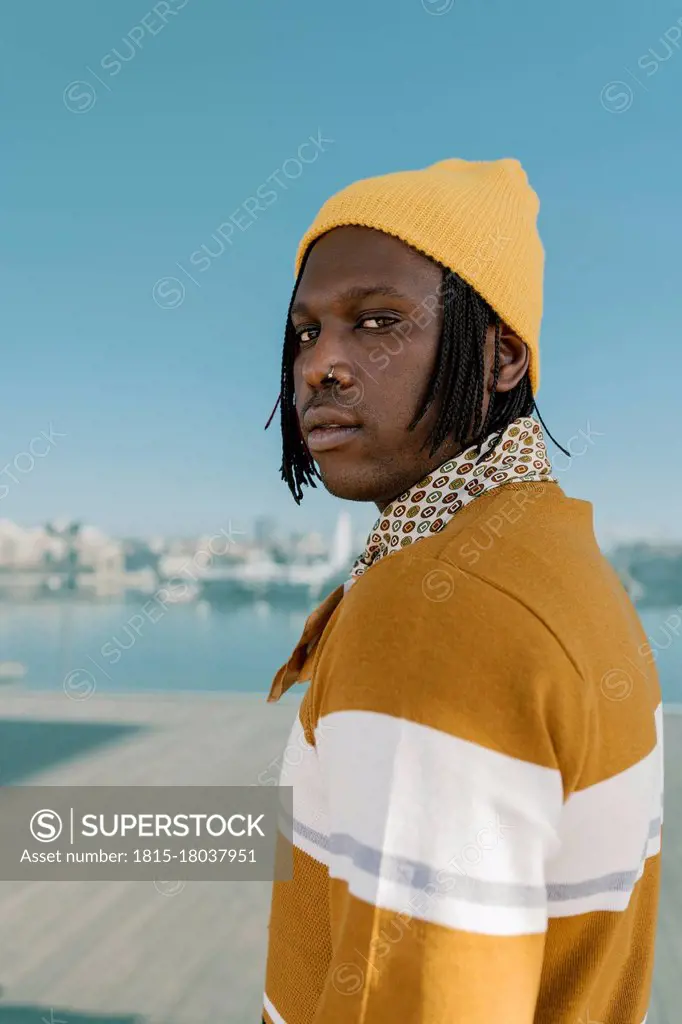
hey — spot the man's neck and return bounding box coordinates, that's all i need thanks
[373,440,466,513]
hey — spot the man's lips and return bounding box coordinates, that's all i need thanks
[302,407,363,453]
[306,424,362,453]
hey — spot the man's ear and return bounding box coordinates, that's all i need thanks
[496,322,529,391]
[499,321,522,344]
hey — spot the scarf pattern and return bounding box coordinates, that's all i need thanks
[350,415,554,580]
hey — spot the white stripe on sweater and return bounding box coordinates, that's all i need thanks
[277,705,663,931]
[278,713,329,867]
[263,991,288,1023]
[310,707,561,934]
[315,707,564,883]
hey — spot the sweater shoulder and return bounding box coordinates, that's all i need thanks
[311,482,659,785]
[313,509,589,779]
[342,482,590,640]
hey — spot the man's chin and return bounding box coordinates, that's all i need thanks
[316,463,381,503]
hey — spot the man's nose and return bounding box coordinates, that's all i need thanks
[299,327,354,390]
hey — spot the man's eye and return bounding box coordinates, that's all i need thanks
[297,327,318,345]
[359,316,399,330]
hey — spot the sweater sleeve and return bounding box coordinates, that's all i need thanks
[306,557,582,1023]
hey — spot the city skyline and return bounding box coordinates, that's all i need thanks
[0,507,680,553]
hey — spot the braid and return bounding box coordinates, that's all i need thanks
[474,319,503,464]
[410,266,534,464]
[279,253,320,504]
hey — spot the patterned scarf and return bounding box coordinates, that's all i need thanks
[350,415,554,580]
[267,415,554,702]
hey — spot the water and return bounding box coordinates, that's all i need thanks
[0,600,307,696]
[0,600,680,702]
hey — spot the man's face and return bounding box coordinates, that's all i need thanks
[291,226,490,508]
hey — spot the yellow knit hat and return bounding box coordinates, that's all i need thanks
[295,157,544,393]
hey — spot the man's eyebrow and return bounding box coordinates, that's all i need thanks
[291,284,411,318]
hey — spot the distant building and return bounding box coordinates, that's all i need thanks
[291,531,327,561]
[0,519,63,567]
[122,538,161,573]
[254,516,277,548]
[75,525,125,596]
[0,519,124,598]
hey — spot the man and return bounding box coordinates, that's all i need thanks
[261,158,663,1023]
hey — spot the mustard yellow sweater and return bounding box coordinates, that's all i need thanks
[263,481,663,1023]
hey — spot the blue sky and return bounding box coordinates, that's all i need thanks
[1,0,680,547]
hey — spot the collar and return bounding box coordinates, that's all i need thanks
[350,415,554,579]
[267,414,554,702]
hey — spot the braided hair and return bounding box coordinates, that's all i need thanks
[267,247,566,504]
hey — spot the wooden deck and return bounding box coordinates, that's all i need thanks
[0,690,678,1023]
